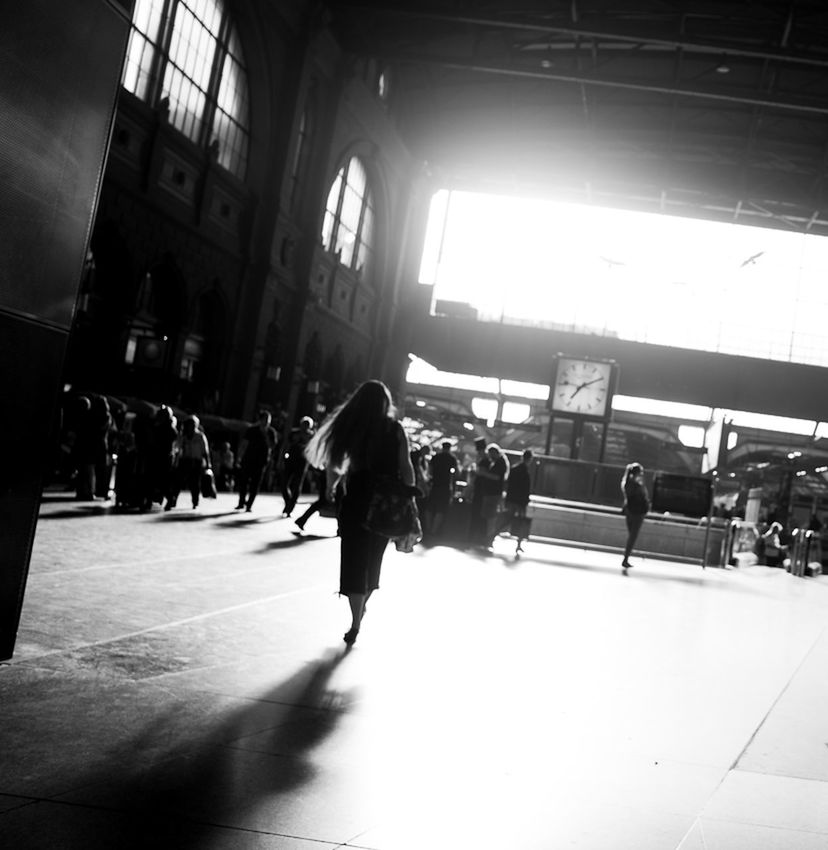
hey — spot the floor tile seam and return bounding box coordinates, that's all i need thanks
[2,584,330,665]
[0,795,39,812]
[729,621,828,771]
[727,766,828,788]
[699,810,828,836]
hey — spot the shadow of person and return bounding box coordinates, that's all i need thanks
[255,536,326,552]
[64,649,353,848]
[37,505,113,520]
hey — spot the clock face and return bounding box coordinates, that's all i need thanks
[551,358,613,417]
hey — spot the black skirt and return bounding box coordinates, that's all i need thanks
[338,470,389,595]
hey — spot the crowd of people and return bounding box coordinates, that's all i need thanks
[56,382,653,646]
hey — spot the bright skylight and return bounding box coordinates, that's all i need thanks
[419,189,828,368]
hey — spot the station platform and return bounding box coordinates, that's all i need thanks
[3,491,828,849]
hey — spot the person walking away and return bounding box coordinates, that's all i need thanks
[281,416,314,516]
[426,440,457,538]
[304,380,415,646]
[621,462,650,572]
[502,448,533,554]
[294,466,335,532]
[168,415,211,510]
[235,410,278,511]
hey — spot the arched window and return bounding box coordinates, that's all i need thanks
[121,0,250,180]
[321,157,375,274]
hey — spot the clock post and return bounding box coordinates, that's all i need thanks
[547,355,617,461]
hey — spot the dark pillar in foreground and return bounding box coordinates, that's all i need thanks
[0,0,131,659]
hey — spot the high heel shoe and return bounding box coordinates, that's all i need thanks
[343,628,359,646]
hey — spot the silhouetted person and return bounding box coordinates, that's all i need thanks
[141,405,178,510]
[305,380,415,646]
[281,416,314,516]
[213,441,235,492]
[168,415,211,510]
[467,437,490,544]
[410,444,432,531]
[502,448,533,554]
[426,441,457,537]
[293,467,334,532]
[235,410,278,511]
[477,443,509,547]
[73,394,111,500]
[621,462,650,572]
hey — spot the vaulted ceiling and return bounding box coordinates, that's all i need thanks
[331,1,828,235]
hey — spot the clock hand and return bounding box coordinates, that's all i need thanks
[569,376,605,400]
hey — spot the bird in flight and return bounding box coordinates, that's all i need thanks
[740,251,765,267]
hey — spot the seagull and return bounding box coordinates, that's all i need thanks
[740,251,765,267]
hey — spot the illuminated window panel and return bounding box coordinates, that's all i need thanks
[322,157,375,274]
[121,0,250,180]
[422,189,828,369]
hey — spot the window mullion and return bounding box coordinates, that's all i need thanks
[332,159,350,252]
[200,9,230,150]
[149,0,178,107]
[353,192,370,269]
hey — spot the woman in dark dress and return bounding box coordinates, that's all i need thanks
[621,461,650,573]
[305,380,415,646]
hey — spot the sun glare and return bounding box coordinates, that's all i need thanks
[419,189,828,367]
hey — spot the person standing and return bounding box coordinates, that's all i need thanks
[410,444,432,532]
[477,443,509,547]
[281,416,314,516]
[426,440,457,538]
[140,404,178,510]
[467,436,490,544]
[621,462,650,572]
[235,410,278,512]
[304,380,415,646]
[503,448,533,554]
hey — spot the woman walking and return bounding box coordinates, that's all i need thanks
[305,380,415,646]
[621,462,650,573]
[168,415,211,510]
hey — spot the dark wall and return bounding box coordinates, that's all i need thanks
[412,315,828,423]
[0,0,130,659]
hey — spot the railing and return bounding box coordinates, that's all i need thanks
[789,529,823,577]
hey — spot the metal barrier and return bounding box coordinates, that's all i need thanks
[789,529,822,577]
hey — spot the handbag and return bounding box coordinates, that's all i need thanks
[200,468,217,499]
[363,475,422,541]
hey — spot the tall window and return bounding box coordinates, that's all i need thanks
[121,0,250,179]
[321,157,375,274]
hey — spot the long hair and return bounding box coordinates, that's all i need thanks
[305,380,395,472]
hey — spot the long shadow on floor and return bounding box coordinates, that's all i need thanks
[25,650,353,848]
[36,505,114,520]
[254,534,331,553]
[495,548,746,588]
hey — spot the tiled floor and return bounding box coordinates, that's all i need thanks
[3,492,828,848]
